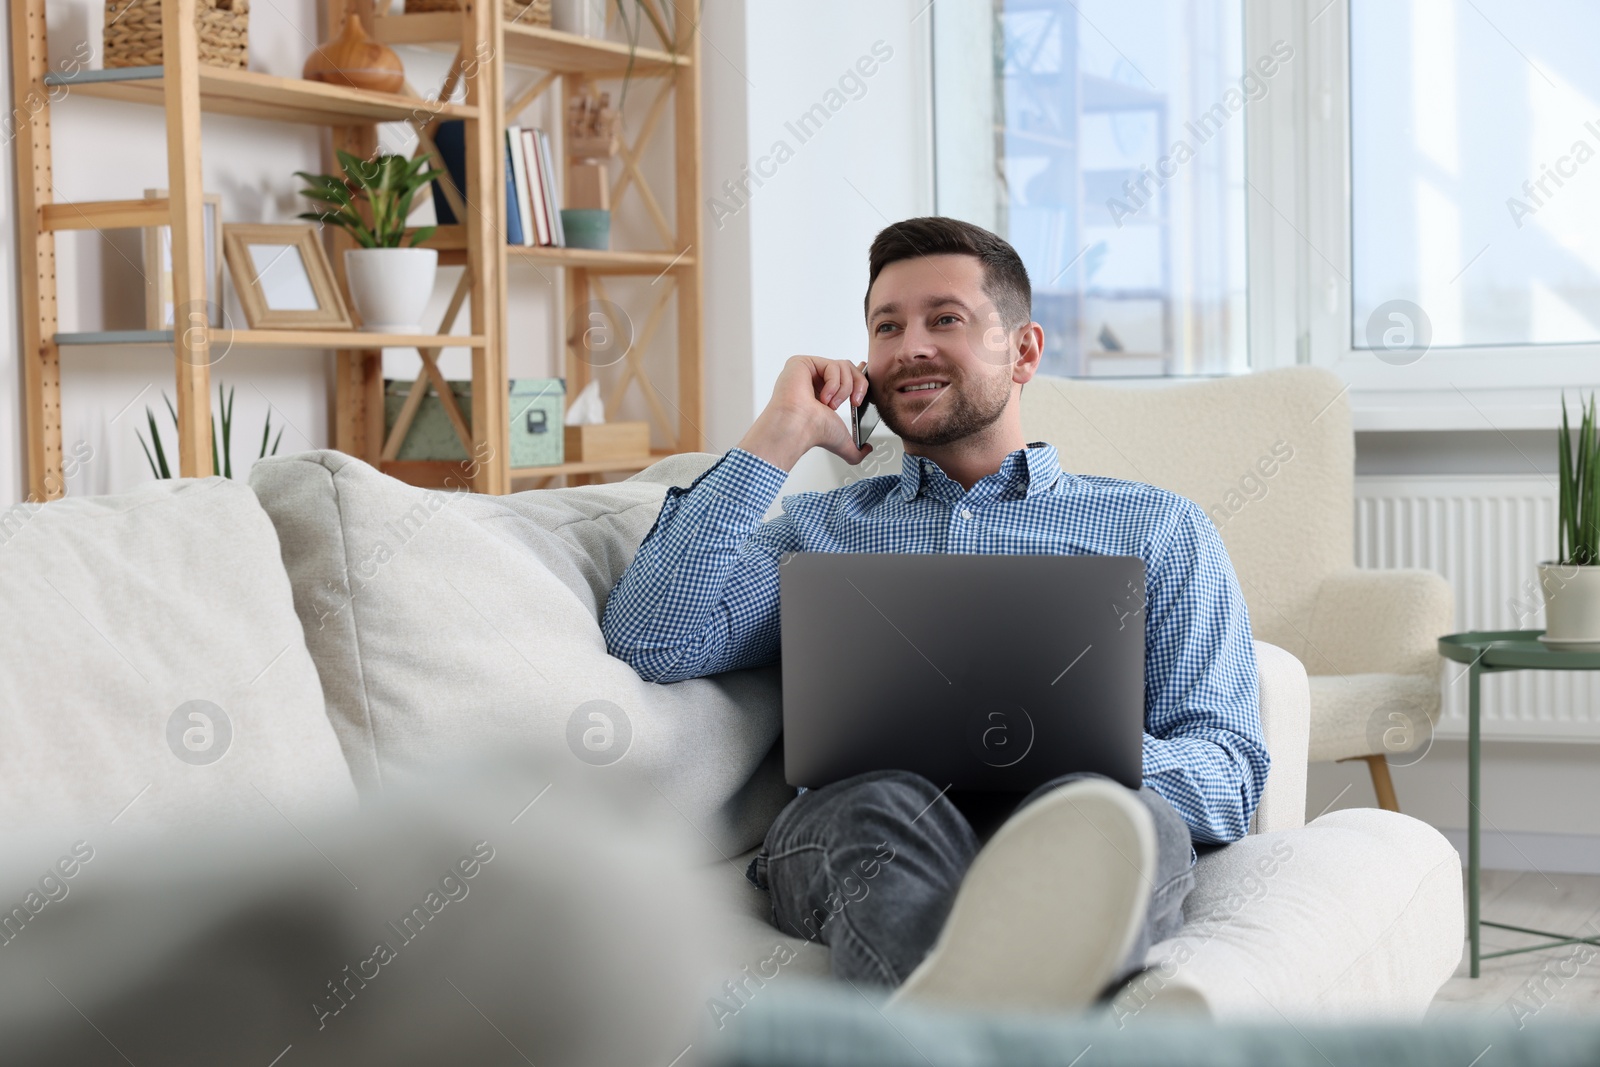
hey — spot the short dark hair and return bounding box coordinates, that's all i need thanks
[864,217,1032,330]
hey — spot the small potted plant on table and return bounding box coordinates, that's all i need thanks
[296,151,439,334]
[1540,393,1600,650]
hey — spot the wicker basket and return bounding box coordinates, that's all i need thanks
[104,0,249,70]
[404,0,552,27]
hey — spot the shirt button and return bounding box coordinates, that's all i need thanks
[960,508,973,519]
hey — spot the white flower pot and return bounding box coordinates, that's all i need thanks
[552,0,606,37]
[344,247,438,334]
[1538,562,1600,650]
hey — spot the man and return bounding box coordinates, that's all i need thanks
[602,217,1269,1011]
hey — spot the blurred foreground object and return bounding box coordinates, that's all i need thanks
[0,757,715,1067]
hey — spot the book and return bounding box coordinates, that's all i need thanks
[520,128,550,246]
[506,126,535,247]
[536,128,565,247]
[503,147,523,246]
[428,119,467,227]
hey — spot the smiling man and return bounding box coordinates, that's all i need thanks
[602,217,1269,1011]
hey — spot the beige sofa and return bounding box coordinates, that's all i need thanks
[0,447,1462,1027]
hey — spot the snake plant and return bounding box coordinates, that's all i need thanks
[138,383,282,480]
[1558,392,1600,566]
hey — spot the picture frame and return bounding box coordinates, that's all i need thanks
[142,188,223,330]
[222,223,352,330]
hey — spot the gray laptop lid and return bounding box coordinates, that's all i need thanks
[779,552,1145,792]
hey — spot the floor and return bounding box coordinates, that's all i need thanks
[1427,869,1600,1023]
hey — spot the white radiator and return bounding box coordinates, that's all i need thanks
[1354,475,1600,741]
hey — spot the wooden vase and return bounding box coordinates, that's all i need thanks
[302,14,405,94]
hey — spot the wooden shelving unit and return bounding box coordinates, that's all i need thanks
[372,1,704,490]
[10,0,700,499]
[12,0,702,498]
[11,0,499,496]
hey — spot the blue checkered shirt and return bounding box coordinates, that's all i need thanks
[602,442,1269,844]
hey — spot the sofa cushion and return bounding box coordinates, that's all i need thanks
[0,478,357,830]
[248,450,792,855]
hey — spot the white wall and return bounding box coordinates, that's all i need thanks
[699,0,934,499]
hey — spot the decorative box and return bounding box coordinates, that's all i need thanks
[508,378,566,468]
[384,378,565,467]
[565,421,649,462]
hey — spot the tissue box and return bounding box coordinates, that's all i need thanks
[565,421,649,462]
[383,377,565,467]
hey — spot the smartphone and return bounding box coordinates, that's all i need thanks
[851,372,880,450]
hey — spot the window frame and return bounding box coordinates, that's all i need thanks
[1298,0,1600,429]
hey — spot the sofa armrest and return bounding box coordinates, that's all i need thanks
[1251,641,1309,834]
[1141,809,1464,1018]
[1303,568,1454,678]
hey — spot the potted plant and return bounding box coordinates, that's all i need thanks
[296,151,439,334]
[1539,392,1600,650]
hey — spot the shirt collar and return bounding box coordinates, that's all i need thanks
[897,441,1063,502]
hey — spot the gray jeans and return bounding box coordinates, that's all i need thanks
[745,770,1196,991]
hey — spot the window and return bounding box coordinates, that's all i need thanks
[936,0,1600,418]
[1351,0,1600,351]
[1301,0,1600,428]
[934,0,1257,377]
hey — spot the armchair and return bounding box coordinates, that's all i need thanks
[1020,367,1454,811]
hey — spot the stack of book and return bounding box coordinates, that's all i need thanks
[505,125,565,248]
[429,121,566,248]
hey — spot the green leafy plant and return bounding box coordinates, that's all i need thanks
[295,150,440,249]
[137,383,283,480]
[1557,392,1600,566]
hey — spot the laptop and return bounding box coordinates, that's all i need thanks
[779,552,1146,792]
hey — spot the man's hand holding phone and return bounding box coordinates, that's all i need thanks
[737,356,875,472]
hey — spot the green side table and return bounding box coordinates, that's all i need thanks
[1438,629,1600,977]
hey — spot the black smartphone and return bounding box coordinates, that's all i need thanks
[851,370,880,450]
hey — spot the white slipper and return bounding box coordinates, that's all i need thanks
[889,777,1156,1013]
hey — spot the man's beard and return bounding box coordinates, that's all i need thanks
[875,368,1012,447]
